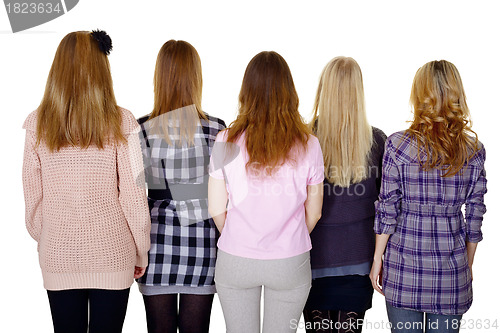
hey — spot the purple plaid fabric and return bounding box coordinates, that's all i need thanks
[374,131,487,315]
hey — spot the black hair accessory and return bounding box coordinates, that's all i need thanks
[90,29,112,55]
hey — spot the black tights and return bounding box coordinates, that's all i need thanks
[143,293,214,333]
[47,288,130,333]
[303,309,366,333]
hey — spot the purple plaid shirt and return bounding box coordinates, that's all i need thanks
[374,131,487,315]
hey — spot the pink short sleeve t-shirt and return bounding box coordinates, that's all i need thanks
[209,131,324,259]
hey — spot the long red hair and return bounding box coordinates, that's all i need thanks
[406,60,479,176]
[226,51,311,175]
[37,31,124,151]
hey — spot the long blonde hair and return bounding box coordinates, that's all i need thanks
[312,56,372,187]
[226,51,311,176]
[37,31,124,151]
[406,60,479,176]
[148,40,206,146]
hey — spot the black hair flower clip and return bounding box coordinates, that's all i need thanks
[90,29,112,55]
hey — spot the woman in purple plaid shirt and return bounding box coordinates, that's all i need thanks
[370,60,487,333]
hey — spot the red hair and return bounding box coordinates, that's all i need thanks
[227,51,311,175]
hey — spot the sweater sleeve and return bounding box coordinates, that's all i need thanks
[464,146,487,243]
[117,125,151,267]
[22,130,43,242]
[374,138,402,235]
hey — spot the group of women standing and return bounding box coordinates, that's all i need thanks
[22,30,487,333]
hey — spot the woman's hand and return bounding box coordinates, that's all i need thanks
[370,257,384,295]
[371,234,390,296]
[134,266,146,279]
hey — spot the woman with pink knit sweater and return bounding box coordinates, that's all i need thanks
[22,30,151,333]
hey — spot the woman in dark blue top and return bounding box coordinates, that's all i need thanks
[304,57,386,333]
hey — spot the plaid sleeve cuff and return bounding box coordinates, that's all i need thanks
[374,206,397,234]
[374,199,398,235]
[465,230,483,243]
[374,218,397,235]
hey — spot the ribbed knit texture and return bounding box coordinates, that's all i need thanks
[22,107,151,291]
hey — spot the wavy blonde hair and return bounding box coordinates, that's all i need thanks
[148,40,206,146]
[312,57,372,187]
[406,60,479,177]
[37,31,124,151]
[227,51,311,176]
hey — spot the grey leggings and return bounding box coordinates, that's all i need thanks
[215,250,312,333]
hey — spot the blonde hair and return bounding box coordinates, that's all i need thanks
[406,60,479,176]
[227,51,311,176]
[312,56,372,187]
[149,40,206,146]
[37,31,124,151]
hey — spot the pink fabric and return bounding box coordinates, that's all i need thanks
[22,108,151,290]
[209,131,324,259]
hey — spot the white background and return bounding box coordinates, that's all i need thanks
[1,0,499,332]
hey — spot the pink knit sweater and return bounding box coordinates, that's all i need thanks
[22,108,151,291]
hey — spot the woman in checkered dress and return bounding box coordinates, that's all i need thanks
[370,60,487,332]
[136,40,226,333]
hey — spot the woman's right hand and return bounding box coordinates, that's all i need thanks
[134,266,146,279]
[370,257,384,296]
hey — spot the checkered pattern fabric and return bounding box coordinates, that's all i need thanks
[374,131,487,315]
[136,113,226,288]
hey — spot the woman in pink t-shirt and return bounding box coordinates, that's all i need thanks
[208,51,324,333]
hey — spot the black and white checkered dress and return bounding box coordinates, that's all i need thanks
[136,112,226,295]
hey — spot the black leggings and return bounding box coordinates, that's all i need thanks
[47,288,130,333]
[143,293,214,333]
[303,309,366,333]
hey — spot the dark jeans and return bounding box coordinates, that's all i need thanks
[386,302,462,333]
[47,288,130,333]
